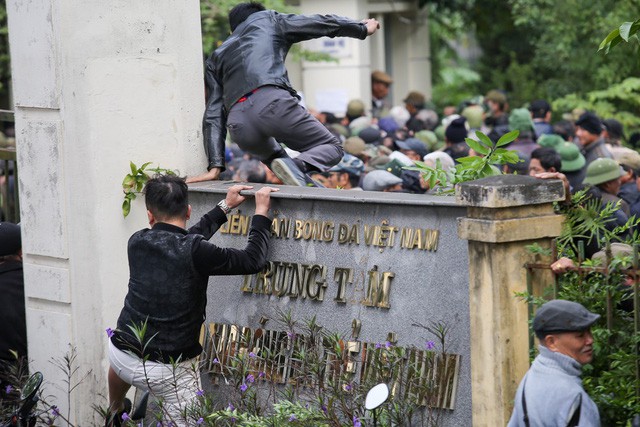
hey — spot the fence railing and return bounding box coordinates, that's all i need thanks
[0,109,18,223]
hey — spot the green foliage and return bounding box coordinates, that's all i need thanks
[408,130,519,193]
[121,161,176,217]
[523,191,640,425]
[599,19,640,54]
[553,78,640,136]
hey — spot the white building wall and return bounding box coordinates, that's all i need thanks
[7,0,205,423]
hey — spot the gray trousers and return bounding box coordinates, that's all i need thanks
[226,85,343,172]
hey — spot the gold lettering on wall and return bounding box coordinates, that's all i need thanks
[362,266,395,309]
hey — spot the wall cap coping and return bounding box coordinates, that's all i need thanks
[456,175,565,208]
[188,182,464,207]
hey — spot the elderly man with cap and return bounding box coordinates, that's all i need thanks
[362,169,403,192]
[0,223,27,374]
[371,70,392,119]
[575,112,612,166]
[508,299,601,427]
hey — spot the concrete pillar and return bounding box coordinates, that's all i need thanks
[6,0,204,423]
[456,175,564,426]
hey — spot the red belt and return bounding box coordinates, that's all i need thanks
[237,89,259,103]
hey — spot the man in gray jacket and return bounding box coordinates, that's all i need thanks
[188,2,380,186]
[508,299,601,426]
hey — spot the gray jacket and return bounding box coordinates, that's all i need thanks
[203,10,367,171]
[508,346,600,426]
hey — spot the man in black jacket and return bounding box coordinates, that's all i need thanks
[106,176,277,426]
[188,2,380,186]
[0,222,26,402]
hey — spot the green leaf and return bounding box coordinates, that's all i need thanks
[465,137,489,155]
[122,199,131,217]
[476,131,494,148]
[619,21,634,42]
[496,130,519,147]
[122,174,136,188]
[139,161,153,172]
[599,28,620,51]
[129,161,138,175]
[455,156,478,164]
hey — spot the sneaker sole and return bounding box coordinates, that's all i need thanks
[271,159,306,186]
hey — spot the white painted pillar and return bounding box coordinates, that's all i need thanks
[6,1,205,423]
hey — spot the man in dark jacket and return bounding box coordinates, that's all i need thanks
[0,222,26,399]
[106,176,277,426]
[188,2,380,186]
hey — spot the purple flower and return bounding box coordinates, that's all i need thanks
[230,417,237,423]
[343,383,352,392]
[288,414,297,422]
[227,403,235,411]
[321,404,327,414]
[121,412,131,421]
[4,384,13,394]
[196,417,204,425]
[258,371,265,378]
[425,340,436,350]
[287,331,296,339]
[196,389,204,397]
[375,343,382,349]
[249,352,256,358]
[156,422,162,427]
[51,406,60,417]
[385,341,392,349]
[213,358,219,364]
[240,383,248,392]
[246,374,255,383]
[106,327,114,338]
[353,415,362,427]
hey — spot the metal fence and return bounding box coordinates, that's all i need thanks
[525,240,640,399]
[0,109,18,223]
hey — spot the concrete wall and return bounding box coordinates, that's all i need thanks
[7,0,205,423]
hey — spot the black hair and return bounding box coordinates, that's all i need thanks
[531,147,561,172]
[552,120,576,141]
[234,159,267,183]
[229,2,266,32]
[144,174,189,220]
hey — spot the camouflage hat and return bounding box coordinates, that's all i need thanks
[557,142,586,172]
[509,108,535,133]
[582,157,623,185]
[537,134,564,149]
[329,154,365,177]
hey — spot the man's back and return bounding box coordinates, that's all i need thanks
[509,347,600,426]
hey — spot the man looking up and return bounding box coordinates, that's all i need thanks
[508,300,601,426]
[189,2,380,186]
[106,176,278,426]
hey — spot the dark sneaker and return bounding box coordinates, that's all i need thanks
[271,158,309,187]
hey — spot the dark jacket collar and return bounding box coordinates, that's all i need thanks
[152,222,188,235]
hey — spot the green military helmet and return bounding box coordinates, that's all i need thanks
[582,157,623,185]
[461,105,484,129]
[414,130,440,151]
[557,142,586,172]
[537,134,564,149]
[376,158,405,178]
[509,108,535,133]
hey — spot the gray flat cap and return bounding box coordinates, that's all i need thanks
[533,299,600,334]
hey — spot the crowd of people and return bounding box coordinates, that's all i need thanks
[214,71,640,200]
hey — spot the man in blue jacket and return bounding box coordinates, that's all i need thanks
[188,2,380,186]
[508,299,601,426]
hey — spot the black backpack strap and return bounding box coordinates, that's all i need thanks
[566,393,582,427]
[521,377,530,427]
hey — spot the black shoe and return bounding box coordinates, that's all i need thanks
[271,158,310,187]
[105,398,132,427]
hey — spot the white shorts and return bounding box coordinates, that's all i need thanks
[108,340,201,426]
